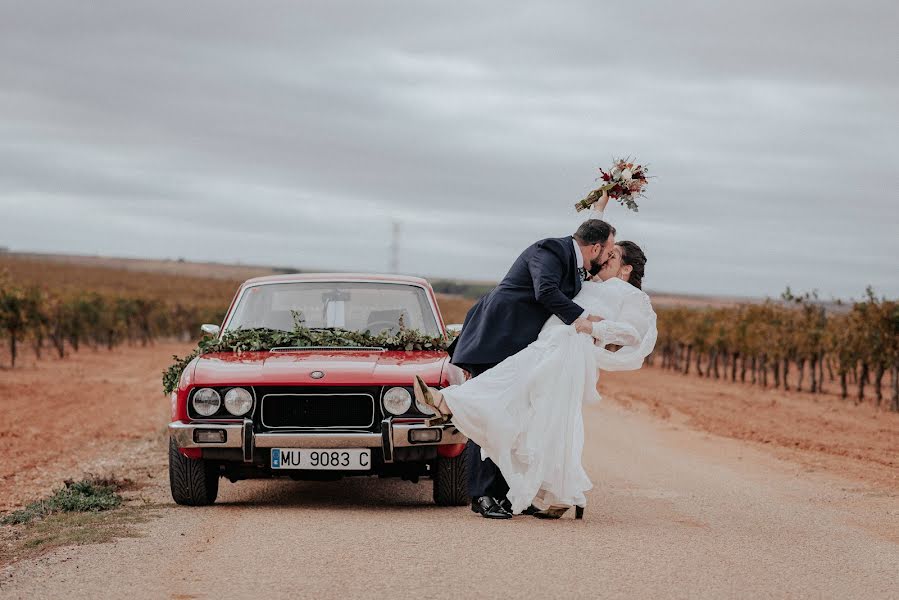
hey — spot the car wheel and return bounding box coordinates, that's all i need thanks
[432,451,469,506]
[168,438,219,506]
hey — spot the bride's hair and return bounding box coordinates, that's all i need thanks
[617,241,646,290]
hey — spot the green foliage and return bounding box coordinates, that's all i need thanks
[1,479,123,525]
[162,350,202,397]
[162,325,454,394]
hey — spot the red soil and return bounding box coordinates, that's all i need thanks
[0,342,192,512]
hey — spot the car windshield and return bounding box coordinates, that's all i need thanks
[226,281,441,337]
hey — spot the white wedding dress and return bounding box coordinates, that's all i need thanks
[442,269,658,514]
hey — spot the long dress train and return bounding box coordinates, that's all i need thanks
[441,277,657,514]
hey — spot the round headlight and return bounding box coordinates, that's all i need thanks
[192,388,221,417]
[415,394,437,416]
[224,387,253,416]
[383,387,412,416]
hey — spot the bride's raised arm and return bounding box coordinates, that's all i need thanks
[592,291,658,372]
[569,189,609,234]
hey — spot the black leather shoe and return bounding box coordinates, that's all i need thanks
[498,497,539,516]
[471,496,512,519]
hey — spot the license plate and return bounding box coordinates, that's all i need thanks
[271,448,371,470]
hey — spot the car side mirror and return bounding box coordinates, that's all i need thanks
[446,324,463,335]
[201,324,221,336]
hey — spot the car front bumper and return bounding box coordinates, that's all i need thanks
[168,417,467,463]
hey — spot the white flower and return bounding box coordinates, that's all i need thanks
[621,168,633,181]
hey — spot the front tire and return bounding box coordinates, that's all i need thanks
[169,438,219,506]
[432,451,469,506]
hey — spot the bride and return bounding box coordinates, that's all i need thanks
[413,216,657,519]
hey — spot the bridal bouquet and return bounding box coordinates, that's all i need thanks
[575,157,650,213]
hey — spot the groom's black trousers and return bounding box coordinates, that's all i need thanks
[457,362,509,500]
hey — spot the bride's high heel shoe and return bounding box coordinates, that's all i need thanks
[413,375,452,427]
[533,505,586,520]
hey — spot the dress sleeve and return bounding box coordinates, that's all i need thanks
[593,291,657,372]
[591,317,640,347]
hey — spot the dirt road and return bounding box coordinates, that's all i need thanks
[1,345,898,598]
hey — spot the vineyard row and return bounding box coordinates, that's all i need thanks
[650,289,899,411]
[0,275,226,367]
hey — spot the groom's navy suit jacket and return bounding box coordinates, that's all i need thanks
[450,236,585,367]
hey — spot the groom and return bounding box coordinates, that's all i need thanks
[449,218,617,519]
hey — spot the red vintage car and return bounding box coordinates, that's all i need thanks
[168,273,470,506]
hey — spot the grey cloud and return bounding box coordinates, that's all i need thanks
[1,0,897,298]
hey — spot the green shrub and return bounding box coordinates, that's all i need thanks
[1,479,123,525]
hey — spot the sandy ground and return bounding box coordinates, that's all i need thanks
[1,345,898,598]
[601,368,899,491]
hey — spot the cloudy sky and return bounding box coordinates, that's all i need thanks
[1,1,897,298]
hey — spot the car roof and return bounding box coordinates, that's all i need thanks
[240,272,432,288]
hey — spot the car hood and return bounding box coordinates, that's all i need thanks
[190,350,449,387]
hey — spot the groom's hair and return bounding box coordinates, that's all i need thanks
[573,219,616,246]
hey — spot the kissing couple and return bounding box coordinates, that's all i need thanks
[414,191,657,520]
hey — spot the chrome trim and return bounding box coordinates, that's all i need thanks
[201,323,221,336]
[254,432,383,448]
[169,420,467,453]
[381,418,394,463]
[260,392,376,429]
[221,279,443,338]
[269,346,386,352]
[242,418,254,462]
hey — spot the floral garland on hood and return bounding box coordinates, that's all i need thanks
[162,325,453,394]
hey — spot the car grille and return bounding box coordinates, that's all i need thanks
[260,389,377,429]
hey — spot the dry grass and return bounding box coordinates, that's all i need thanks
[3,252,478,327]
[0,475,160,569]
[0,254,242,301]
[4,252,282,281]
[0,505,159,568]
[434,294,475,324]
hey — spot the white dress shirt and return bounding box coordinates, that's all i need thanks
[572,237,584,270]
